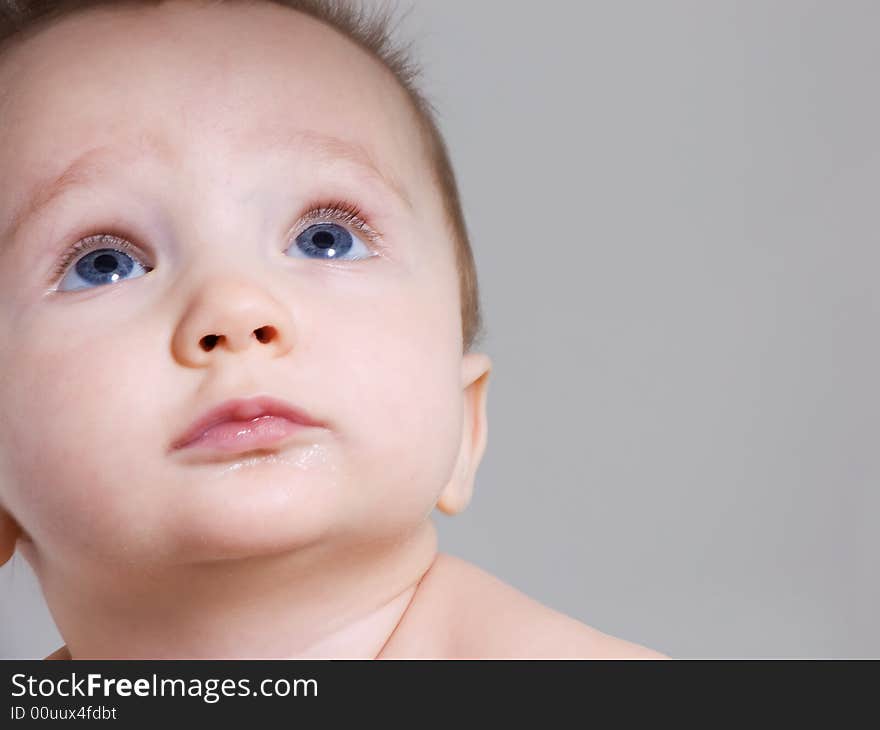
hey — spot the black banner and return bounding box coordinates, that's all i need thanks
[2,660,877,723]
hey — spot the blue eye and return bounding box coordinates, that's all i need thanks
[52,202,383,293]
[55,236,152,292]
[286,222,373,261]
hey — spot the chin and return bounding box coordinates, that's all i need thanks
[161,476,345,563]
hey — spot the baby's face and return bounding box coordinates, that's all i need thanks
[0,2,480,573]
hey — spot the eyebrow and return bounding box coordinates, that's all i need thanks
[2,129,412,246]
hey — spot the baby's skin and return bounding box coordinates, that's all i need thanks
[43,543,664,660]
[0,0,663,660]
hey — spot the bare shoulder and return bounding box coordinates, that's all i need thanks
[389,552,667,659]
[44,645,71,660]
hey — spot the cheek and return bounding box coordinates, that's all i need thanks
[320,271,465,519]
[0,318,161,557]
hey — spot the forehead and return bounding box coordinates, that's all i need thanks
[0,0,429,229]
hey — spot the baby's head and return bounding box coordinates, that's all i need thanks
[0,0,490,595]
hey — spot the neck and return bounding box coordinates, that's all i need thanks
[29,521,439,659]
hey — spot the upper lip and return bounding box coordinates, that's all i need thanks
[170,395,324,451]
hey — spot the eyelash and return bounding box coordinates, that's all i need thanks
[50,199,385,281]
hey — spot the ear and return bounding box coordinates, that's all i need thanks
[436,352,492,516]
[0,506,22,567]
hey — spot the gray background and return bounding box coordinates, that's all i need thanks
[1,0,878,658]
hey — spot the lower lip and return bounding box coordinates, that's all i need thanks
[177,415,309,453]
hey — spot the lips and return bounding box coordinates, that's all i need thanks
[170,395,324,452]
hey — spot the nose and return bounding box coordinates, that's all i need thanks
[171,275,295,367]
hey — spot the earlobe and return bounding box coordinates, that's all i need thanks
[436,352,492,516]
[0,507,22,567]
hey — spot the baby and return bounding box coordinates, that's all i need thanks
[0,0,664,659]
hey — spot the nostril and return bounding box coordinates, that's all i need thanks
[200,334,221,351]
[198,328,274,350]
[254,326,275,343]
